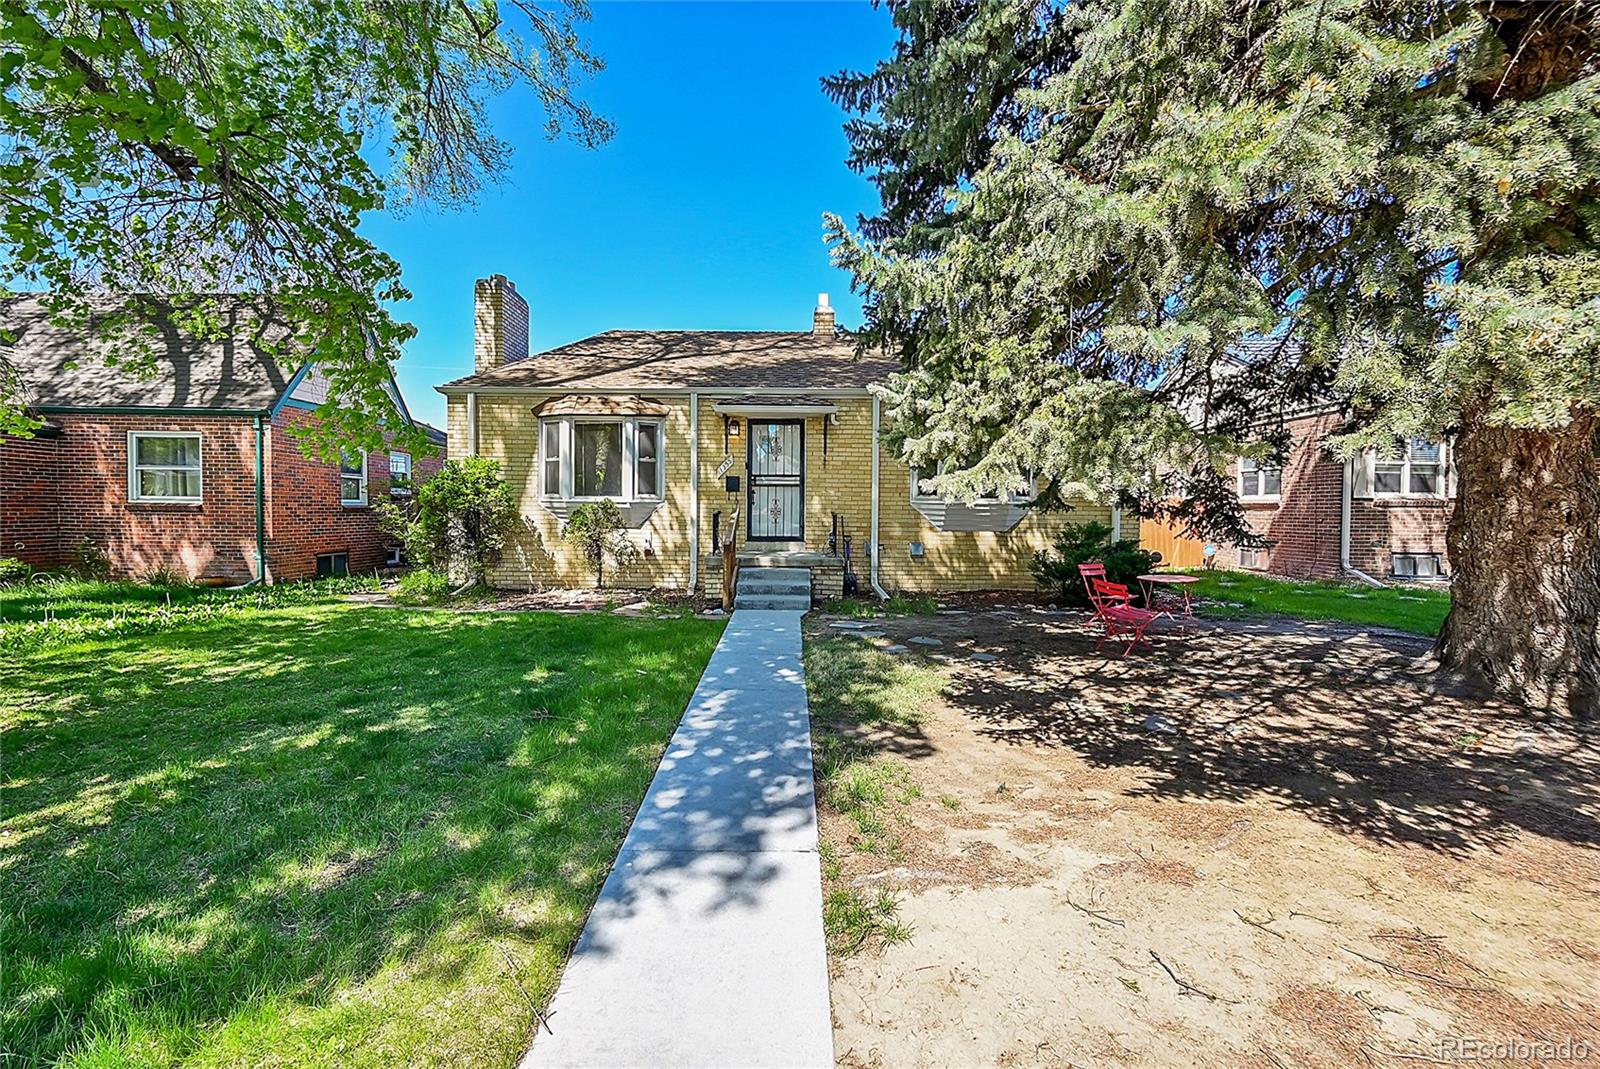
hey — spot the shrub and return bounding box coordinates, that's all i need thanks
[69,538,111,579]
[1030,520,1158,607]
[0,557,33,585]
[561,500,638,589]
[378,457,520,586]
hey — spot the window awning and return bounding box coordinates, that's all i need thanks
[711,395,839,418]
[531,395,671,417]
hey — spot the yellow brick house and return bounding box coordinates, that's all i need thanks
[436,275,1116,599]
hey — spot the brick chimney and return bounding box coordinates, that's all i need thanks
[812,292,836,337]
[474,274,530,373]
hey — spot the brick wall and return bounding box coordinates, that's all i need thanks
[0,428,64,567]
[266,407,441,580]
[0,410,443,582]
[1220,410,1454,579]
[0,412,262,581]
[455,391,1112,594]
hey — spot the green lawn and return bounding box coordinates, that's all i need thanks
[1183,569,1451,636]
[0,577,215,622]
[1,599,723,1068]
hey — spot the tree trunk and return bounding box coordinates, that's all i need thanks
[1438,407,1599,717]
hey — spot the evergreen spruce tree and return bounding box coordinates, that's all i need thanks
[826,0,1599,715]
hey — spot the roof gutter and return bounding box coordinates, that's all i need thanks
[436,385,876,399]
[32,404,271,417]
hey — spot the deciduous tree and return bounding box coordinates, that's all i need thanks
[0,0,610,452]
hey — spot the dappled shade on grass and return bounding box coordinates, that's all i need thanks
[1,602,723,1068]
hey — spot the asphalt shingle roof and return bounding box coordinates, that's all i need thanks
[439,330,900,392]
[0,294,302,411]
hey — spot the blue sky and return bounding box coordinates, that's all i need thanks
[369,1,897,428]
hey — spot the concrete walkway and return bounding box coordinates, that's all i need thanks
[522,609,833,1069]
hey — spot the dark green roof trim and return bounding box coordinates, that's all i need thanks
[30,404,269,417]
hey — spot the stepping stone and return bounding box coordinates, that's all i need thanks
[881,644,909,654]
[969,652,999,663]
[1142,714,1179,735]
[848,630,887,641]
[829,620,877,630]
[937,609,967,616]
[907,636,943,647]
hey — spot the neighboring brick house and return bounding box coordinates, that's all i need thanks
[0,295,443,583]
[1195,347,1456,582]
[439,275,1116,597]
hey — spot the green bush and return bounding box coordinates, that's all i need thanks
[1030,520,1158,607]
[0,557,34,585]
[561,500,638,588]
[378,457,520,586]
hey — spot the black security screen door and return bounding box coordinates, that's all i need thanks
[747,420,804,541]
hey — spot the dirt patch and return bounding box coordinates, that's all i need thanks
[807,609,1600,1068]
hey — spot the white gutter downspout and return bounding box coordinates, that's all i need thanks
[466,391,479,457]
[869,395,889,600]
[689,392,700,595]
[1341,455,1384,588]
[1111,504,1122,541]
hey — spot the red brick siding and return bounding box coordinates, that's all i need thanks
[1221,411,1453,579]
[1,409,443,582]
[1348,497,1453,578]
[2,413,261,581]
[0,431,63,567]
[265,407,441,580]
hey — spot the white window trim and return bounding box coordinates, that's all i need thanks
[127,431,203,503]
[539,416,664,503]
[340,450,368,507]
[1239,546,1268,570]
[1237,456,1282,502]
[1372,439,1446,499]
[389,451,412,496]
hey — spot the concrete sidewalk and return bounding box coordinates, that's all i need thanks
[522,609,832,1069]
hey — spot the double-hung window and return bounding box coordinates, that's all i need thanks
[128,432,203,502]
[389,451,412,495]
[540,417,664,501]
[1238,457,1282,499]
[340,450,368,506]
[1374,438,1443,497]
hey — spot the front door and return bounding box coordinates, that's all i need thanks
[747,419,804,541]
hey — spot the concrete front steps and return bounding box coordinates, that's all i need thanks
[734,566,812,611]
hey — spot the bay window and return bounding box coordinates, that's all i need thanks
[128,432,202,502]
[540,417,663,501]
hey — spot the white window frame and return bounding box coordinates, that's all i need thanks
[127,431,203,503]
[1239,546,1268,570]
[1237,456,1282,501]
[340,450,368,507]
[1373,438,1445,499]
[389,451,412,496]
[912,459,1036,504]
[539,416,665,503]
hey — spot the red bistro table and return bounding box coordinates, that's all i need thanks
[1137,573,1200,627]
